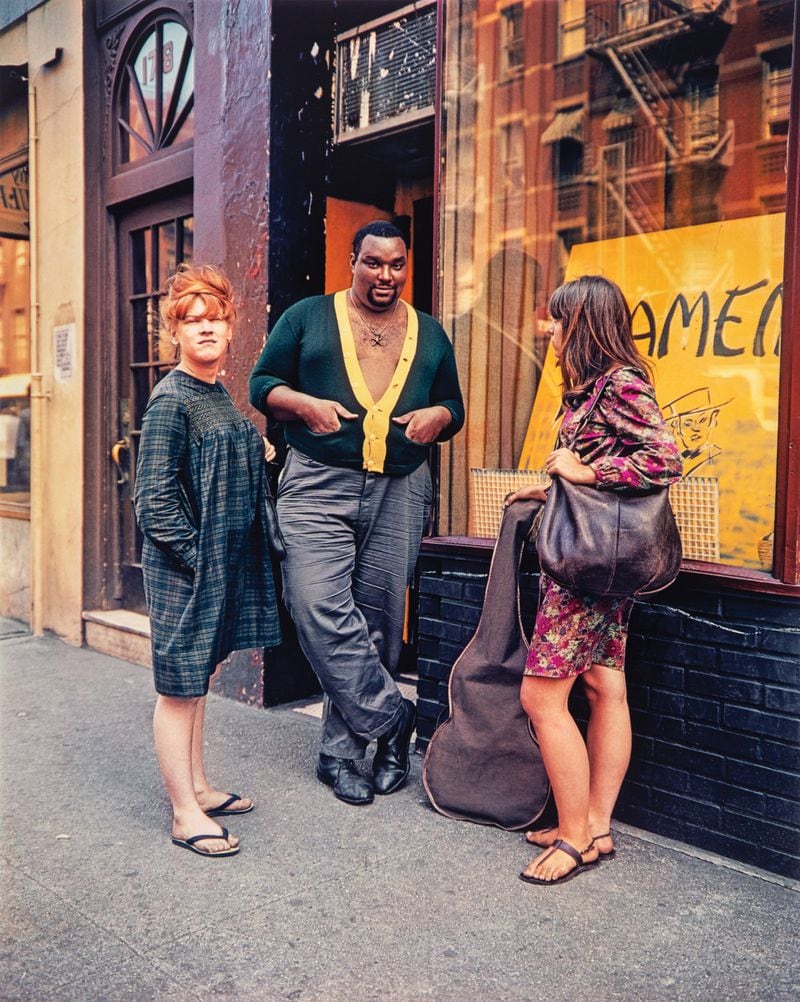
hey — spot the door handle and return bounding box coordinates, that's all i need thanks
[111,439,130,485]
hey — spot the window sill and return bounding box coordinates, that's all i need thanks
[0,503,31,521]
[756,134,790,149]
[420,536,800,597]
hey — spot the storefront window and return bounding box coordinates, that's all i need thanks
[439,0,793,574]
[0,157,30,508]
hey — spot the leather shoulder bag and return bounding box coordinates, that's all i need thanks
[535,374,682,597]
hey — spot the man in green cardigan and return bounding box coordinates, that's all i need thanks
[250,220,464,805]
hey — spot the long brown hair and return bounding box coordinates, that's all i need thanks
[548,275,652,404]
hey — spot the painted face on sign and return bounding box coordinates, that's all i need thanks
[673,409,719,453]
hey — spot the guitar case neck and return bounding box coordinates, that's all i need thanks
[422,498,550,830]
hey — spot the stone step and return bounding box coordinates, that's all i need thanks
[82,608,152,668]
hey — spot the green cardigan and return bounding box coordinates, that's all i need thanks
[249,292,464,476]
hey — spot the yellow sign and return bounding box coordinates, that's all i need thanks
[519,214,784,571]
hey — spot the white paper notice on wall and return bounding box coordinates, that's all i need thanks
[53,324,76,383]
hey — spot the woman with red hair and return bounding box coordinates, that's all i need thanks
[135,264,281,858]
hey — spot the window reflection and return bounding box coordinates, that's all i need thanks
[500,4,525,77]
[559,0,585,60]
[764,46,792,137]
[0,235,30,503]
[440,0,791,572]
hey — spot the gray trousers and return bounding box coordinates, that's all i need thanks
[277,448,432,759]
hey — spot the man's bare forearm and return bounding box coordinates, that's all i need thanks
[265,385,312,423]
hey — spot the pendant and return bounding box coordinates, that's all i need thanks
[371,331,385,347]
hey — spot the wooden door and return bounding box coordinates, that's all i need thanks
[111,195,193,611]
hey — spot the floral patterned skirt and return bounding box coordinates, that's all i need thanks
[524,575,634,679]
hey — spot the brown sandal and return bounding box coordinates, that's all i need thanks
[525,827,616,858]
[592,831,616,859]
[519,839,600,886]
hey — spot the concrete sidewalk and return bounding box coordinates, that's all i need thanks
[1,626,798,1001]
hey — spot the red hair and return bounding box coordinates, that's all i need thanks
[160,263,237,334]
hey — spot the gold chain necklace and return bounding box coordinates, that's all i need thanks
[348,290,400,347]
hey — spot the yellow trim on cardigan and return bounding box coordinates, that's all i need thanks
[333,290,419,473]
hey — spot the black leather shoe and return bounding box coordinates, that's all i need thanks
[373,698,417,795]
[316,754,374,805]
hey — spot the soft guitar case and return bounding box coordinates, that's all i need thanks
[422,498,550,830]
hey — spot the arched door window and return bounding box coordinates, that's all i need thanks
[117,18,194,166]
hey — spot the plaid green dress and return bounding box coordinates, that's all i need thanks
[134,369,281,696]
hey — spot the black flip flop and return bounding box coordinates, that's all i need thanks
[205,793,254,817]
[519,838,599,886]
[172,826,240,858]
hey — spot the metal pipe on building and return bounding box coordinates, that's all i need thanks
[27,73,44,636]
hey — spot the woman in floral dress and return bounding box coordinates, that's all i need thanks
[507,275,682,885]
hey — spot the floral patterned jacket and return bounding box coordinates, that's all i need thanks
[558,365,683,491]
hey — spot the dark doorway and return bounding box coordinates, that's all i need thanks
[413,196,434,314]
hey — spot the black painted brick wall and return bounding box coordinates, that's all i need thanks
[415,554,800,879]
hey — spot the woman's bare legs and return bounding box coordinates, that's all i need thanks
[153,694,239,853]
[525,664,630,856]
[190,694,253,815]
[520,675,598,880]
[583,664,631,853]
